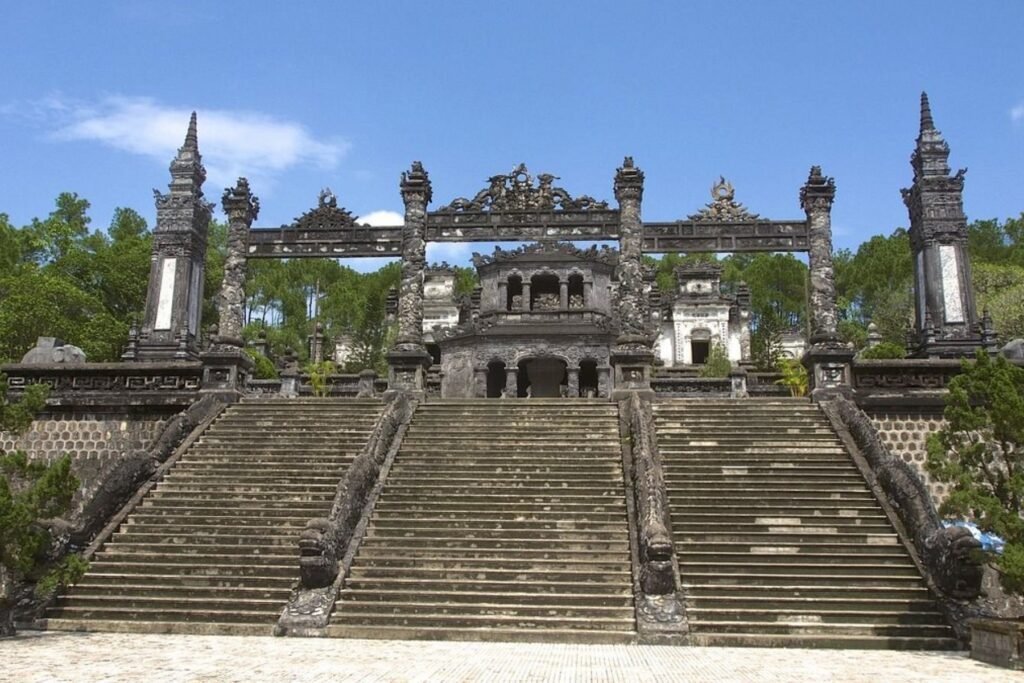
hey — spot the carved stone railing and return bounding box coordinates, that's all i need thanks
[277,393,415,635]
[1,362,202,408]
[747,371,790,397]
[621,392,686,641]
[819,396,984,641]
[488,309,612,326]
[651,377,731,397]
[852,358,964,409]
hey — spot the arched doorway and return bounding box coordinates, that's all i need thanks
[530,273,560,311]
[579,359,599,397]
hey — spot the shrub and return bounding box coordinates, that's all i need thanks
[860,341,907,360]
[775,358,808,397]
[698,343,732,378]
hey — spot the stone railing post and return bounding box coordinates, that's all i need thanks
[611,157,654,398]
[386,162,434,396]
[200,177,258,396]
[801,166,853,400]
[504,367,518,398]
[729,366,748,398]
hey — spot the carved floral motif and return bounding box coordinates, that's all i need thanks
[688,177,761,222]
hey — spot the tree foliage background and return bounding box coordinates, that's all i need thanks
[0,193,1021,370]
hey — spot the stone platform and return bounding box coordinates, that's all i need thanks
[2,631,1016,682]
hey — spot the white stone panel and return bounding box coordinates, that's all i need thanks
[939,245,964,323]
[155,258,177,331]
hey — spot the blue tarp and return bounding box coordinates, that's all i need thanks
[943,519,1006,553]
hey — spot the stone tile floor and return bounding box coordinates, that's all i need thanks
[1,632,1017,682]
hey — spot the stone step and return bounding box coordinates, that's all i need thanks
[674,531,899,544]
[75,572,295,589]
[48,605,280,624]
[344,577,631,595]
[142,492,334,504]
[348,567,632,583]
[324,623,635,644]
[685,632,958,649]
[158,474,344,485]
[331,611,634,631]
[166,467,350,478]
[689,620,952,638]
[683,572,925,588]
[154,482,339,493]
[686,607,947,625]
[674,512,889,524]
[675,521,894,533]
[375,492,624,505]
[356,536,630,552]
[85,561,300,579]
[354,556,631,571]
[661,447,849,455]
[679,550,910,564]
[679,562,921,576]
[366,511,627,523]
[126,514,313,527]
[336,599,634,619]
[111,532,303,547]
[670,464,859,474]
[685,584,930,600]
[64,583,290,601]
[381,485,626,497]
[120,521,310,535]
[355,546,630,560]
[54,594,286,612]
[95,542,301,557]
[364,527,627,541]
[675,541,908,554]
[372,502,627,515]
[391,453,624,463]
[383,475,624,487]
[667,486,872,495]
[94,551,296,567]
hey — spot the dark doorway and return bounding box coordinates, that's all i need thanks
[691,340,710,365]
[518,357,567,397]
[486,360,506,398]
[507,275,522,310]
[426,343,441,366]
[568,274,585,309]
[579,359,599,397]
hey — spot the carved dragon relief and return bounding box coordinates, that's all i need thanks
[283,188,371,231]
[688,177,761,222]
[439,164,609,213]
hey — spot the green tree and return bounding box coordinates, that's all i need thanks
[973,262,1024,342]
[697,343,732,378]
[926,352,1024,594]
[1,379,85,636]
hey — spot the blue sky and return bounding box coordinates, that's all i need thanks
[2,2,1022,270]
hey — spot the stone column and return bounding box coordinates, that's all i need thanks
[504,367,518,398]
[200,177,259,395]
[217,178,258,347]
[566,367,580,398]
[559,280,569,311]
[387,162,434,395]
[610,157,654,398]
[497,280,507,310]
[583,281,593,308]
[473,366,488,398]
[800,166,853,400]
[522,281,532,311]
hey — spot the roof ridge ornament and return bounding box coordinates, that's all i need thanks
[688,176,760,222]
[439,163,609,212]
[285,188,365,230]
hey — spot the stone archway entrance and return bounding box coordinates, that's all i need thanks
[517,357,568,398]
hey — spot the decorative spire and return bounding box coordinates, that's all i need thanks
[919,91,935,133]
[614,156,644,202]
[168,111,207,196]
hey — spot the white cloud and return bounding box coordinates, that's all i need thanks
[1012,102,1024,123]
[44,95,348,189]
[427,242,475,266]
[356,210,403,226]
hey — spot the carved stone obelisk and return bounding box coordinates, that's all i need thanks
[901,92,989,358]
[386,161,434,395]
[133,113,213,362]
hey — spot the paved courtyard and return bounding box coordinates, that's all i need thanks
[1,632,1017,683]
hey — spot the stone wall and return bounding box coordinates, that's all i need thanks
[866,409,948,505]
[0,409,173,538]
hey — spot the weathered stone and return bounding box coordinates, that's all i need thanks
[217,178,259,347]
[20,338,86,365]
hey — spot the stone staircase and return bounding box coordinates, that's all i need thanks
[328,399,636,643]
[45,398,381,635]
[653,398,958,649]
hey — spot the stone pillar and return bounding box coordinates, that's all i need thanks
[200,179,258,395]
[473,365,488,398]
[135,113,213,362]
[308,322,326,364]
[800,165,853,400]
[583,281,593,308]
[610,157,654,398]
[387,162,434,395]
[497,280,507,310]
[522,281,532,311]
[559,280,569,310]
[504,367,518,398]
[566,367,580,398]
[901,92,985,358]
[597,366,612,399]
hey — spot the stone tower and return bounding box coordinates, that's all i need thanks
[130,113,213,361]
[901,93,983,357]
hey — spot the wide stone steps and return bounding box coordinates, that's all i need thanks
[329,402,635,643]
[654,398,956,649]
[45,398,381,635]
